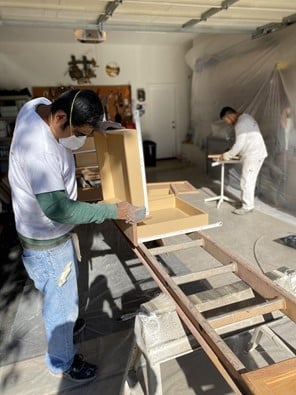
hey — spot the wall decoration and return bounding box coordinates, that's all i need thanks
[68,55,98,84]
[105,61,120,77]
[137,88,146,102]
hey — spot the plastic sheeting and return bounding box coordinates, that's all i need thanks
[186,23,296,215]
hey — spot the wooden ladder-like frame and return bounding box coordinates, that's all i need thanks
[128,230,296,395]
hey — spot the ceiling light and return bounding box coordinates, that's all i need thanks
[74,29,106,44]
[182,19,201,29]
[252,23,283,39]
[282,13,296,25]
[97,0,122,24]
[201,8,221,21]
[182,0,239,29]
[221,0,239,10]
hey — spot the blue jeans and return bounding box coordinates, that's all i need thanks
[22,238,79,373]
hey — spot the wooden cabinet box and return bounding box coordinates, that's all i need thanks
[94,129,208,246]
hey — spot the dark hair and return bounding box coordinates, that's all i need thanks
[219,106,236,119]
[51,89,104,128]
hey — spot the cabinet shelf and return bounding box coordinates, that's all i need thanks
[0,137,12,141]
[0,95,30,101]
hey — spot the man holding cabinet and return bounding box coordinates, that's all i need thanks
[9,89,145,383]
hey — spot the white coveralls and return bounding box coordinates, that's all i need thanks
[223,113,267,210]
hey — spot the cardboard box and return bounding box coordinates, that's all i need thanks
[76,165,101,202]
[77,186,101,202]
[74,136,98,168]
[75,152,98,168]
[94,129,208,246]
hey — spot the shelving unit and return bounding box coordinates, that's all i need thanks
[0,95,30,174]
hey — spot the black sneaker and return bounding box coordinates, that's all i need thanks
[63,354,97,382]
[73,318,86,337]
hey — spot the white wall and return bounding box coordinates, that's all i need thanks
[0,37,192,154]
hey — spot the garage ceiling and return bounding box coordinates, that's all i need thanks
[1,1,296,44]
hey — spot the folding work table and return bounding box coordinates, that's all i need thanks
[205,158,240,208]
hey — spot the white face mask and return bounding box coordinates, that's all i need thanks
[59,135,87,151]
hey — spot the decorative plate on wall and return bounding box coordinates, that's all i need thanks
[105,62,120,77]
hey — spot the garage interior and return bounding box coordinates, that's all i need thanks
[1,1,296,394]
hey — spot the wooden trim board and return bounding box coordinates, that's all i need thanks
[242,357,296,395]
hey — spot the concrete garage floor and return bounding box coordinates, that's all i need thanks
[1,159,296,395]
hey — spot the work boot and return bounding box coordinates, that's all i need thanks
[63,354,97,382]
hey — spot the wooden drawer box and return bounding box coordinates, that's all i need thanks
[94,129,208,246]
[135,194,208,243]
[147,181,198,199]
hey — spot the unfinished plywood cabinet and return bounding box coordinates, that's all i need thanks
[94,129,208,246]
